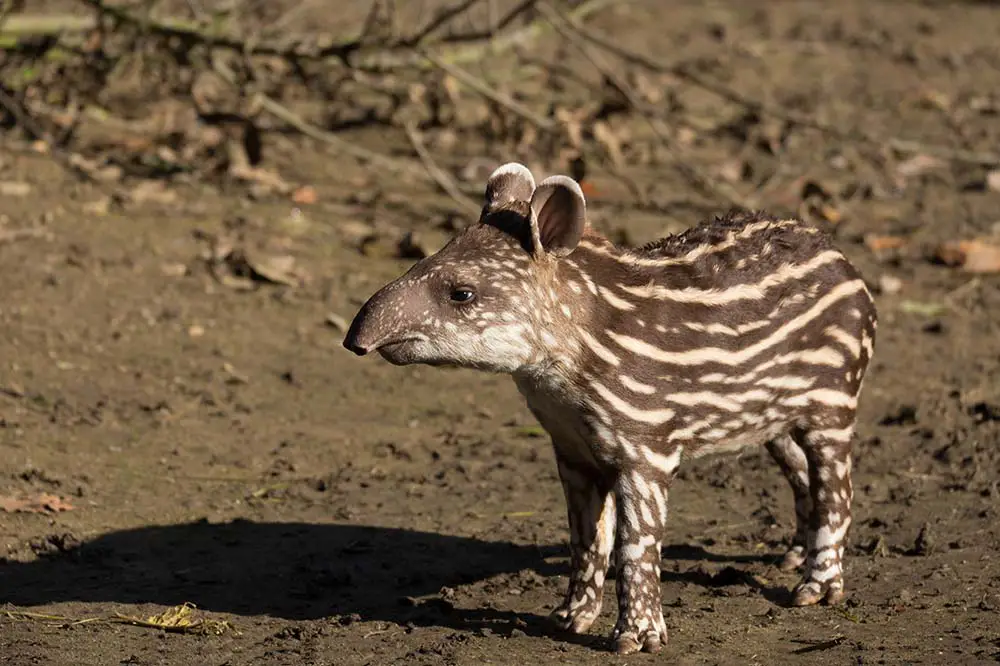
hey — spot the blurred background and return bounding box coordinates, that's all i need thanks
[0,1,998,664]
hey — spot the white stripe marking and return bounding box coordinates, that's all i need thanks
[619,251,843,305]
[606,280,867,367]
[591,382,675,425]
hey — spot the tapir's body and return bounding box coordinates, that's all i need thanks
[344,163,877,654]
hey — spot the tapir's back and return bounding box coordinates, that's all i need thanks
[558,210,878,446]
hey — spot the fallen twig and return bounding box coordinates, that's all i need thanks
[560,7,1000,167]
[352,0,616,71]
[76,0,361,59]
[887,139,1000,168]
[403,123,481,215]
[0,14,97,38]
[538,2,748,209]
[0,228,51,244]
[402,0,486,47]
[69,0,611,74]
[3,603,240,636]
[210,59,470,193]
[417,47,556,131]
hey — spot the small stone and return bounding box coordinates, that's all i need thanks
[878,274,903,295]
[188,324,206,338]
[986,170,1000,193]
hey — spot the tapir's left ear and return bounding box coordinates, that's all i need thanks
[483,162,535,214]
[528,175,587,259]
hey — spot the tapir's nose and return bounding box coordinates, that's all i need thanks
[342,294,384,356]
[342,317,373,356]
[342,335,369,356]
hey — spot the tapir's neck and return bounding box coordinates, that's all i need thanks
[513,231,626,383]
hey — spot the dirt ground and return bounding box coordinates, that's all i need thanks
[2,1,1000,664]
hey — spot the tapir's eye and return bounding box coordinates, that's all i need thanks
[450,288,476,304]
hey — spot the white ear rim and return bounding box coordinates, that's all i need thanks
[489,162,536,190]
[532,175,587,208]
[484,162,536,210]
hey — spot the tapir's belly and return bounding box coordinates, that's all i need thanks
[513,374,607,471]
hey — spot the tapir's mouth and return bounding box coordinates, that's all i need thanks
[374,337,425,365]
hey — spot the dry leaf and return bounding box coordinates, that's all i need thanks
[291,185,318,205]
[717,159,749,184]
[916,89,951,111]
[129,180,178,205]
[67,154,123,182]
[675,126,697,146]
[82,196,112,216]
[0,493,75,514]
[0,181,32,197]
[895,154,945,179]
[339,221,379,247]
[248,254,300,286]
[864,235,907,252]
[592,121,625,169]
[817,203,842,224]
[933,240,1000,273]
[114,602,239,636]
[325,313,348,332]
[230,164,292,194]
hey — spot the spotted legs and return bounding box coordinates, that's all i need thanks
[766,435,812,571]
[550,455,616,634]
[610,470,670,655]
[791,425,856,607]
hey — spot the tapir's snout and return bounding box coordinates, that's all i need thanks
[341,273,429,360]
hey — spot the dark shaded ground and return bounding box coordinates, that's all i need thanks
[2,1,1000,664]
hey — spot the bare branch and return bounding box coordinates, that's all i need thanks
[403,123,481,215]
[403,0,484,47]
[554,4,1000,167]
[537,2,748,209]
[418,47,555,131]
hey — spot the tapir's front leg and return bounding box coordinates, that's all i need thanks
[550,452,615,634]
[610,469,670,655]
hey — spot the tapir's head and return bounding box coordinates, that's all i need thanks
[342,162,589,374]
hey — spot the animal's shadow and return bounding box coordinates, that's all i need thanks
[0,520,790,644]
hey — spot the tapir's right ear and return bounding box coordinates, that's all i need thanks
[482,162,536,214]
[527,175,587,259]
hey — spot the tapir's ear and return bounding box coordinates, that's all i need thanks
[528,175,587,258]
[483,162,535,214]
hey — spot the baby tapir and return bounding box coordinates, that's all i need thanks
[343,163,877,654]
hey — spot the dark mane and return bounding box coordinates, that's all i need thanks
[631,209,821,258]
[479,205,534,254]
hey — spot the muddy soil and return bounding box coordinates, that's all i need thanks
[2,1,1000,664]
